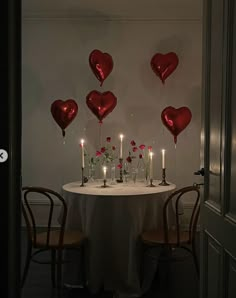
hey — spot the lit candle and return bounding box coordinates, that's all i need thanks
[149,152,153,180]
[161,149,166,169]
[103,166,107,180]
[80,139,85,168]
[119,134,124,159]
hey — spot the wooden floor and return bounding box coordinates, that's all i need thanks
[21,230,199,298]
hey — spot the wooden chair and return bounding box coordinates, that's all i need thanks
[21,186,86,289]
[141,185,200,283]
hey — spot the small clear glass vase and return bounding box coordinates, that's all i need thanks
[88,163,96,182]
[136,158,147,184]
[110,162,116,184]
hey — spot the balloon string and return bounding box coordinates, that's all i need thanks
[98,122,102,148]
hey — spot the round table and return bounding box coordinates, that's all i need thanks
[61,180,176,296]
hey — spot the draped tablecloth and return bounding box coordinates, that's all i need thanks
[59,180,176,297]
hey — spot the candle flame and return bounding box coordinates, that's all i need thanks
[120,134,124,140]
[80,139,84,145]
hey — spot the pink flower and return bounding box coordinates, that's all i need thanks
[106,137,111,142]
[96,151,102,157]
[139,154,143,159]
[148,146,152,151]
[101,147,106,153]
[132,147,138,152]
[130,140,136,146]
[139,144,145,150]
[117,163,122,169]
[126,156,132,163]
[112,146,116,150]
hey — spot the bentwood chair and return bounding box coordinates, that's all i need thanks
[21,186,86,289]
[141,185,200,285]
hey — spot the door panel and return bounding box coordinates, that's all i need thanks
[201,0,236,297]
[227,255,236,298]
[229,2,236,220]
[207,236,221,298]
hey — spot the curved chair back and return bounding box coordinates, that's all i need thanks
[22,186,67,248]
[163,185,200,245]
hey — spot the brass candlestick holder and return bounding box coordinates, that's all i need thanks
[101,179,108,188]
[159,168,170,186]
[80,167,85,187]
[116,158,123,183]
[147,178,156,187]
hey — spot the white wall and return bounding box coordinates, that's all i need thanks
[22,18,202,224]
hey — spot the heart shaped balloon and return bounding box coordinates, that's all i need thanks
[161,106,192,144]
[86,90,117,123]
[51,99,78,137]
[151,52,179,83]
[89,49,114,86]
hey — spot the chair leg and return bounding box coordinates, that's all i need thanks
[56,249,63,289]
[21,241,32,288]
[192,242,199,278]
[51,249,56,288]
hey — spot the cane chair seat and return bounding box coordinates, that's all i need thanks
[35,230,86,248]
[141,229,190,245]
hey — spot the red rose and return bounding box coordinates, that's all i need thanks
[112,146,116,150]
[130,140,136,146]
[148,146,152,151]
[126,156,132,163]
[106,137,111,142]
[139,154,143,159]
[101,147,106,153]
[139,144,145,150]
[117,163,122,169]
[96,151,102,157]
[132,147,138,152]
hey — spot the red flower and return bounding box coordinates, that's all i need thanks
[101,147,106,153]
[139,144,145,150]
[126,156,132,163]
[96,151,102,157]
[112,146,116,150]
[106,137,111,142]
[130,140,136,146]
[132,147,138,152]
[117,163,122,169]
[148,146,152,151]
[139,154,143,159]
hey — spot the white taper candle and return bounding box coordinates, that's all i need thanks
[103,166,107,180]
[119,134,124,159]
[81,139,85,168]
[162,149,165,169]
[149,152,153,180]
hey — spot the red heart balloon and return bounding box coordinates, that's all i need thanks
[151,52,179,83]
[86,90,117,123]
[51,99,78,137]
[89,49,113,86]
[161,106,192,144]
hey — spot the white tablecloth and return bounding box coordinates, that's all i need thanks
[60,180,176,296]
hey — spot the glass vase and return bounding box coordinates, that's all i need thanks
[88,163,96,182]
[110,162,116,184]
[136,158,147,184]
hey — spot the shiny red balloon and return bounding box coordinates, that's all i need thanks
[86,90,117,123]
[89,49,114,86]
[161,106,192,144]
[151,52,179,83]
[51,99,78,137]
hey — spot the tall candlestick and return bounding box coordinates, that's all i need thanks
[81,139,85,168]
[103,166,107,180]
[119,134,124,159]
[161,149,166,169]
[149,152,153,180]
